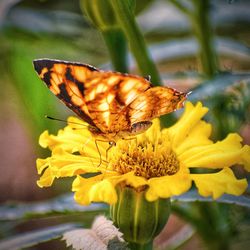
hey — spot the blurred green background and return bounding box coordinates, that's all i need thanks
[0,0,249,249]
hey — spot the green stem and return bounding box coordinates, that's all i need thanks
[198,203,231,250]
[128,241,153,250]
[191,0,218,78]
[172,203,231,250]
[102,28,128,72]
[110,0,162,85]
[172,204,208,236]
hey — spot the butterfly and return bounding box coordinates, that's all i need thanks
[33,59,187,143]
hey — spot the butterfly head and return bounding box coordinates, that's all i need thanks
[175,91,189,109]
[88,125,118,142]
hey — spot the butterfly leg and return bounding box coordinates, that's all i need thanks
[106,141,116,161]
[94,139,103,168]
[94,139,112,168]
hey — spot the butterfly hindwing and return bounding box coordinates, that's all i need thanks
[127,86,187,124]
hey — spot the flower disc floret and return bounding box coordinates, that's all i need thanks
[109,138,179,179]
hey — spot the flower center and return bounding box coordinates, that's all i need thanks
[109,139,179,179]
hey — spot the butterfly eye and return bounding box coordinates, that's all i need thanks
[144,75,151,81]
[131,121,152,135]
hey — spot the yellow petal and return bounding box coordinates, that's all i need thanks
[39,130,50,148]
[146,167,192,201]
[112,171,148,188]
[141,118,161,144]
[180,133,250,170]
[67,116,89,130]
[174,121,212,155]
[52,148,106,173]
[240,145,250,171]
[167,102,209,148]
[72,171,148,205]
[37,168,55,187]
[36,147,111,188]
[73,175,118,205]
[36,157,50,174]
[39,117,108,158]
[39,128,87,153]
[191,168,248,199]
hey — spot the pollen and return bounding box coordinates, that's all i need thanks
[109,138,180,179]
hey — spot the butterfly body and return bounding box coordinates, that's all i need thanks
[33,59,187,141]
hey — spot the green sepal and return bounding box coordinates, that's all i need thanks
[110,186,170,244]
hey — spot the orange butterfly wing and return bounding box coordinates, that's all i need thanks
[34,59,187,137]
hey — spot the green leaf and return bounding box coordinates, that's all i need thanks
[4,7,87,36]
[0,223,79,250]
[172,189,250,208]
[189,73,250,102]
[0,194,107,221]
[146,37,250,71]
[189,74,250,138]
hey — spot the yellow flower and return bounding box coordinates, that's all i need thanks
[37,102,250,205]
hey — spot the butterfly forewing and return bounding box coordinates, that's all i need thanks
[33,59,99,127]
[33,59,152,133]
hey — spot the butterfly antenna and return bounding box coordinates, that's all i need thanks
[45,115,89,128]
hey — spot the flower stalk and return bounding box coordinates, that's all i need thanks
[81,0,161,84]
[110,0,162,85]
[191,0,218,78]
[80,0,129,72]
[102,29,128,72]
[170,0,218,78]
[172,202,231,250]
